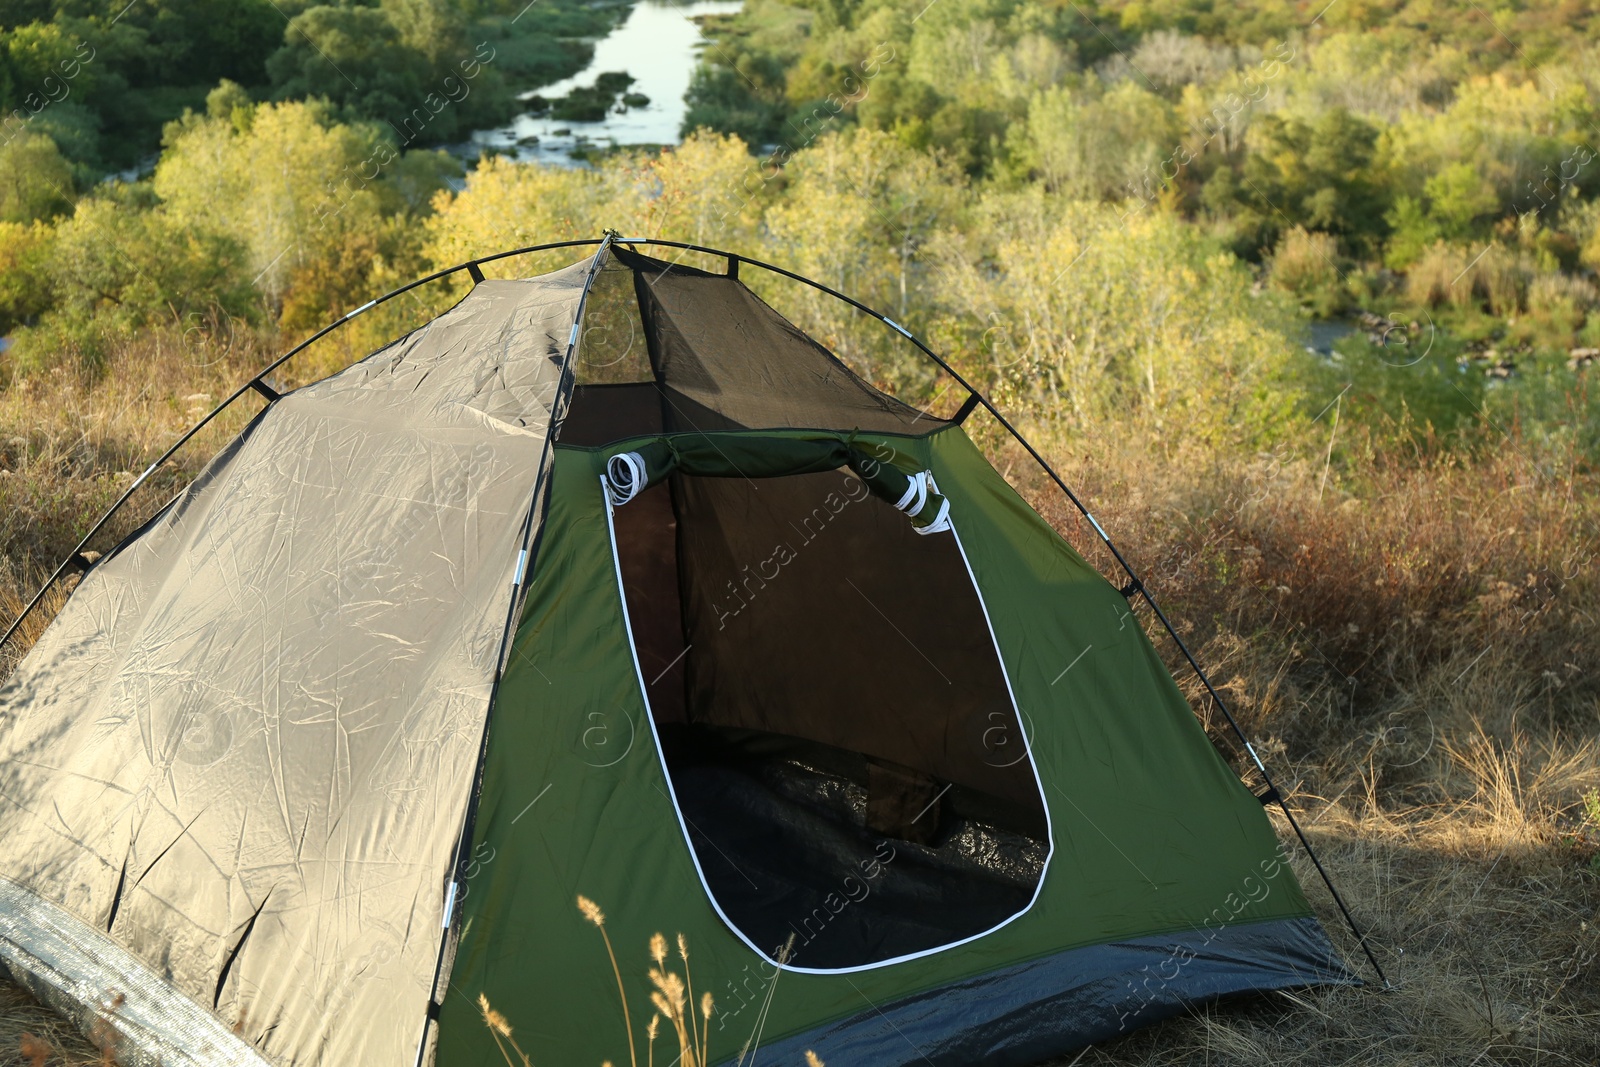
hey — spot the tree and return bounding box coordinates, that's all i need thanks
[1236,107,1390,256]
[646,130,764,251]
[125,0,282,88]
[154,99,391,310]
[423,154,610,273]
[266,6,432,132]
[1383,194,1441,269]
[44,191,257,334]
[0,130,73,223]
[762,127,964,393]
[932,189,1304,447]
[1014,80,1179,201]
[1423,161,1500,239]
[266,4,511,146]
[0,217,53,332]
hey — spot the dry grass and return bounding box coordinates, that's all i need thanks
[0,983,108,1067]
[1002,416,1600,1065]
[1407,242,1528,315]
[3,342,1598,1065]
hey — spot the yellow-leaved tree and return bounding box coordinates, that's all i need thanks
[760,127,965,398]
[422,155,612,278]
[424,132,761,278]
[154,98,392,325]
[933,189,1304,451]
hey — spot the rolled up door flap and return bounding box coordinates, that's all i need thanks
[604,433,952,533]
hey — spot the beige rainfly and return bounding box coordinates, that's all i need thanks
[0,260,594,1066]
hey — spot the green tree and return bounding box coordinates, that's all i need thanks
[1423,161,1500,239]
[0,130,73,223]
[1012,80,1179,200]
[0,217,53,332]
[46,193,257,328]
[267,7,432,131]
[2,19,94,98]
[266,4,511,145]
[11,187,257,369]
[1199,109,1393,257]
[1383,194,1442,270]
[0,2,54,31]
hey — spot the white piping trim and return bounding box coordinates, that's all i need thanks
[600,470,1055,975]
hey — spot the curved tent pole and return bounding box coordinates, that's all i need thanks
[616,236,1389,987]
[0,239,606,657]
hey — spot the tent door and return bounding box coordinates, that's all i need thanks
[601,463,1053,972]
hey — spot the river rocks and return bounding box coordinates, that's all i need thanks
[1354,309,1410,345]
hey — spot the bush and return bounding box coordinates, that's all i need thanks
[0,130,74,224]
[8,192,257,373]
[0,219,54,333]
[1406,241,1525,315]
[933,190,1305,450]
[1267,226,1350,317]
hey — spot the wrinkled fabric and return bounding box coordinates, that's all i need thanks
[0,263,591,1067]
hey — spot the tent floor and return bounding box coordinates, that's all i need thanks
[658,724,1049,970]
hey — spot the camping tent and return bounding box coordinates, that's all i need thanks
[0,238,1368,1067]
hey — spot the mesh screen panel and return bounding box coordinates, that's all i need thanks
[614,468,1042,809]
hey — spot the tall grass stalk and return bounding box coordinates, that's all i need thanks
[676,935,702,1067]
[577,896,637,1067]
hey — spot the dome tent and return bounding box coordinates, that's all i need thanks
[0,236,1373,1067]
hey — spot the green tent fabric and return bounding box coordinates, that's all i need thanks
[0,241,1355,1067]
[439,426,1351,1066]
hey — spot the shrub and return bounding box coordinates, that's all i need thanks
[1267,226,1349,316]
[0,220,55,334]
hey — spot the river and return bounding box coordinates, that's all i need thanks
[467,0,744,166]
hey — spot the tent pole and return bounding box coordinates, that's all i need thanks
[616,237,1389,988]
[411,236,619,1067]
[0,240,606,660]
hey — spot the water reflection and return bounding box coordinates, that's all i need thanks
[467,0,744,166]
